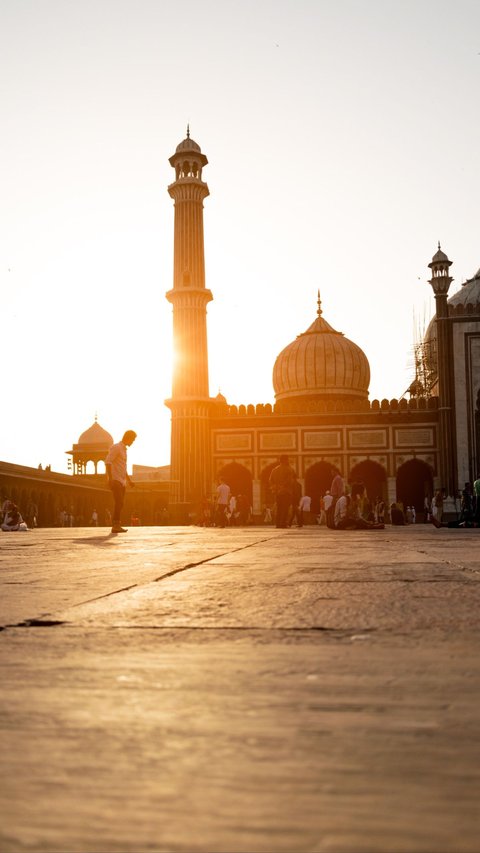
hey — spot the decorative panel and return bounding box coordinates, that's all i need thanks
[259,433,296,450]
[348,430,386,448]
[215,433,252,452]
[304,431,341,449]
[395,428,433,447]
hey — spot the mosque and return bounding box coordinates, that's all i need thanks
[2,130,479,525]
[164,129,480,521]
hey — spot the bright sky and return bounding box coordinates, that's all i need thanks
[1,0,479,474]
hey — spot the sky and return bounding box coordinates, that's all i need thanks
[1,0,479,474]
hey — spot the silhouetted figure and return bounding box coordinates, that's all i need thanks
[105,430,137,534]
[215,477,230,528]
[1,502,27,531]
[390,503,405,525]
[269,455,296,529]
[297,493,311,528]
[327,474,345,528]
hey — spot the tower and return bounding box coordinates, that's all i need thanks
[428,243,456,497]
[165,129,213,511]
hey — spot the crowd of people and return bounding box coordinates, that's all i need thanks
[198,485,252,528]
[3,446,480,533]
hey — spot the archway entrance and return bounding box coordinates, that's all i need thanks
[396,459,433,517]
[348,460,387,503]
[305,461,341,514]
[217,462,252,504]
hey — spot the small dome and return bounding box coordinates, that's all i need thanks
[431,247,449,264]
[78,421,113,447]
[176,136,201,153]
[176,126,202,154]
[273,297,370,410]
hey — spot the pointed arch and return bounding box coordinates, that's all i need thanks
[348,460,387,503]
[217,462,252,504]
[396,459,433,516]
[305,461,341,513]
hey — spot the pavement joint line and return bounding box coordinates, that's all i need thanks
[0,539,277,632]
[152,537,274,582]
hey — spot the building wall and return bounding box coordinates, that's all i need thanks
[210,398,439,515]
[452,316,480,486]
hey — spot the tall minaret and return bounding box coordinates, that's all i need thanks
[165,129,213,511]
[428,243,456,498]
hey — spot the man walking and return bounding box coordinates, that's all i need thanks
[105,430,137,534]
[215,477,231,528]
[269,455,296,529]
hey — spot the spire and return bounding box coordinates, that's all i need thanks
[186,123,190,139]
[317,289,323,317]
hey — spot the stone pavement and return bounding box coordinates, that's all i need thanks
[0,524,479,853]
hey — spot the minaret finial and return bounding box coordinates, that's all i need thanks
[438,240,441,250]
[94,412,98,423]
[317,289,323,316]
[186,123,190,139]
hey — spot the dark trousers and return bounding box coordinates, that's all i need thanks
[215,504,227,527]
[111,481,125,525]
[276,493,292,528]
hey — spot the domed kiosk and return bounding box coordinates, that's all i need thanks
[421,253,480,393]
[66,418,113,476]
[273,293,370,412]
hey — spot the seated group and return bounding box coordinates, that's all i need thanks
[333,482,384,530]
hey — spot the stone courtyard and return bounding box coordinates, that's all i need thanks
[0,524,479,852]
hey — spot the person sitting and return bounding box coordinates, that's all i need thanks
[1,503,27,531]
[334,484,384,530]
[390,503,405,525]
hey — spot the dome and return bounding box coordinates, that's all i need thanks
[448,267,480,308]
[176,136,201,154]
[431,247,450,264]
[273,297,370,411]
[78,420,113,447]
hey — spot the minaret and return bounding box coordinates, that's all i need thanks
[428,243,456,497]
[165,129,213,511]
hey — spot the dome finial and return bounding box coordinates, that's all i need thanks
[317,289,323,316]
[186,123,190,139]
[438,240,441,250]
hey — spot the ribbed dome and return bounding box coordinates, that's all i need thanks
[273,297,370,410]
[176,136,201,153]
[78,421,113,447]
[431,247,450,264]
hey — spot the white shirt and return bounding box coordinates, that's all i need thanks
[334,496,348,526]
[216,482,230,506]
[299,496,311,511]
[323,494,333,511]
[105,442,128,486]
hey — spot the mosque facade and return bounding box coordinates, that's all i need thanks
[165,131,480,521]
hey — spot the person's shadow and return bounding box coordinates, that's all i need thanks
[73,533,120,547]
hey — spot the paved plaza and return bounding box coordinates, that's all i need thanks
[0,524,479,853]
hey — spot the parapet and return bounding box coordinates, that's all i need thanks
[215,397,439,417]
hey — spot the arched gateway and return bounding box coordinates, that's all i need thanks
[396,459,433,517]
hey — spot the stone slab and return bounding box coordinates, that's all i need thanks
[1,525,479,852]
